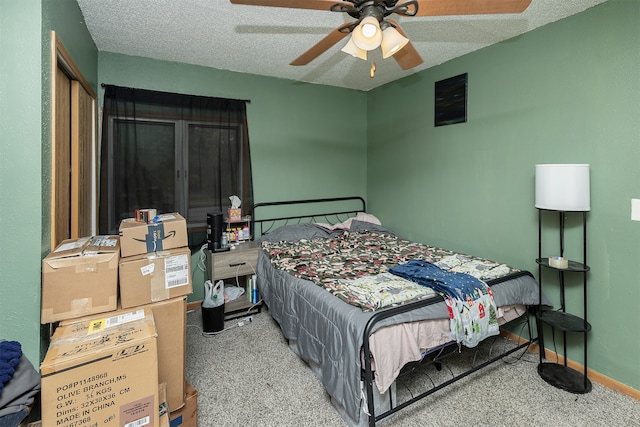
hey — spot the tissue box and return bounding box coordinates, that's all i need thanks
[228,208,242,222]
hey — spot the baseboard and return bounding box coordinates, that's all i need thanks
[187,300,201,311]
[502,331,640,401]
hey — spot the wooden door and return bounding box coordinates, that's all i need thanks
[51,32,97,248]
[52,65,71,247]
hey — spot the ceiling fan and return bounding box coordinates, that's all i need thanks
[229,0,533,70]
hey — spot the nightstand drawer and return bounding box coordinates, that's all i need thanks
[210,243,258,280]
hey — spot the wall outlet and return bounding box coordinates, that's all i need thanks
[632,199,640,222]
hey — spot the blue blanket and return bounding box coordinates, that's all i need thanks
[0,341,22,396]
[389,260,499,347]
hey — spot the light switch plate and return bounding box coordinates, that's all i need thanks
[632,199,640,222]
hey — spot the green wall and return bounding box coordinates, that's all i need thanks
[0,0,97,364]
[0,0,44,365]
[367,0,640,391]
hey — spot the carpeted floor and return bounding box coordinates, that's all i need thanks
[185,308,640,427]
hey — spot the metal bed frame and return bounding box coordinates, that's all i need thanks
[250,196,367,237]
[251,196,541,427]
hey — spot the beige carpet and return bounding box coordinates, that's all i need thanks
[185,308,640,427]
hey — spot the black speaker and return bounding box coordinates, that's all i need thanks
[207,212,224,251]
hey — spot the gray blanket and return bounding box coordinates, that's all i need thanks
[255,223,550,422]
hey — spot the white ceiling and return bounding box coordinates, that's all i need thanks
[76,0,610,92]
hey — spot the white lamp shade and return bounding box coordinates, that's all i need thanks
[341,36,367,60]
[352,16,382,51]
[535,164,591,211]
[381,26,409,58]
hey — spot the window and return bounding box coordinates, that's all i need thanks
[99,86,253,235]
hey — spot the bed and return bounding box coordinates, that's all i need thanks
[250,197,549,426]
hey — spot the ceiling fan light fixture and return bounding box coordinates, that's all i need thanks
[381,26,410,58]
[341,36,367,61]
[352,16,382,51]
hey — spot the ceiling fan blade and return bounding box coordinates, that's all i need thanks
[290,26,349,66]
[392,40,423,70]
[230,0,352,11]
[386,20,423,70]
[410,0,532,16]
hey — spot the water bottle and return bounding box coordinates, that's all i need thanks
[250,274,259,304]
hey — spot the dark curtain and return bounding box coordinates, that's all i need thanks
[98,85,253,234]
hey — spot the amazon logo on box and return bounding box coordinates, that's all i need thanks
[119,213,188,258]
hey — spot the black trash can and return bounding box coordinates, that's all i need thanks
[201,302,225,333]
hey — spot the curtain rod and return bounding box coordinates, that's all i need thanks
[99,83,251,103]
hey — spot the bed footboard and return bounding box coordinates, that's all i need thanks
[362,298,540,426]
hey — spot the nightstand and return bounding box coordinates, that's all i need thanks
[205,241,262,320]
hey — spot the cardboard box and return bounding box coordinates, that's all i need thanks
[61,297,187,412]
[159,383,169,427]
[41,235,119,323]
[41,308,159,427]
[119,247,192,308]
[119,213,188,257]
[169,382,197,427]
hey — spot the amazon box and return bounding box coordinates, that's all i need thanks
[41,235,119,323]
[119,247,192,308]
[41,308,159,427]
[119,213,188,258]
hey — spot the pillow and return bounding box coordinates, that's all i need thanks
[315,212,382,231]
[254,223,331,243]
[348,220,398,237]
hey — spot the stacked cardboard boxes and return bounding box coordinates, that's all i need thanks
[60,297,188,413]
[117,213,192,415]
[40,213,197,426]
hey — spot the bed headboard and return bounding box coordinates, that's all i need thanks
[250,196,366,237]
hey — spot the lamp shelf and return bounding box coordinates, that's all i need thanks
[538,363,592,394]
[538,310,591,333]
[536,258,589,273]
[536,207,591,394]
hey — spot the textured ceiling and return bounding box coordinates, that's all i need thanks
[76,0,610,91]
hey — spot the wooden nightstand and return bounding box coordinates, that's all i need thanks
[205,241,262,320]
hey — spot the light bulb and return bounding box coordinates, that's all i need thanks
[352,16,382,51]
[361,22,377,38]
